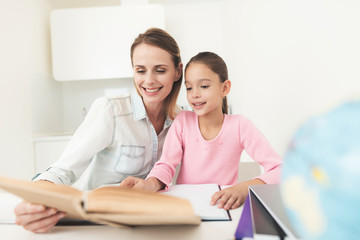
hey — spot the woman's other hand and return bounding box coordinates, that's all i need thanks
[14,201,66,233]
[119,176,164,192]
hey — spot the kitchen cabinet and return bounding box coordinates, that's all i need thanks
[33,134,72,174]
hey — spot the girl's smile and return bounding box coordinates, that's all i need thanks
[185,63,228,118]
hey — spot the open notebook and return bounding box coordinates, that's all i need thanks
[162,184,231,221]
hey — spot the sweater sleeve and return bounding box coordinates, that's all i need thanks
[146,112,185,189]
[239,116,282,184]
[33,97,115,185]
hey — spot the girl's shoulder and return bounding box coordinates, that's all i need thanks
[176,110,197,120]
[226,114,250,122]
[172,110,197,126]
[226,114,256,127]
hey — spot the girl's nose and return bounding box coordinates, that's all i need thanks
[192,88,200,98]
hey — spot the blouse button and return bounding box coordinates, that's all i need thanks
[219,141,223,145]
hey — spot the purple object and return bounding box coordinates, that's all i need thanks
[234,195,253,239]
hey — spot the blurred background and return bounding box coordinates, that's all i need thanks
[1,0,359,180]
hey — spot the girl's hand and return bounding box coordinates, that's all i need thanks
[210,179,266,210]
[14,201,66,233]
[119,176,165,192]
[210,184,248,210]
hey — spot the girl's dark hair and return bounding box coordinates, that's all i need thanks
[185,51,229,114]
[130,28,182,119]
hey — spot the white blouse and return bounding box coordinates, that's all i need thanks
[33,92,172,190]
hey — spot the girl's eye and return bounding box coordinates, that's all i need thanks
[186,87,192,91]
[201,85,209,89]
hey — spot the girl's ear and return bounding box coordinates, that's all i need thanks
[222,79,231,97]
[175,62,183,82]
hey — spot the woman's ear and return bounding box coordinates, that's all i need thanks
[175,62,183,82]
[222,79,231,97]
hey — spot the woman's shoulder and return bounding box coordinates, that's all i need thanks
[86,94,134,118]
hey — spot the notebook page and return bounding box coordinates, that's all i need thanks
[162,184,231,221]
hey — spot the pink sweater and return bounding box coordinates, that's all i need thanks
[147,111,282,188]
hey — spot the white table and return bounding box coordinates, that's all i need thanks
[0,192,243,240]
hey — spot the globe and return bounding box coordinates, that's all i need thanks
[280,101,360,240]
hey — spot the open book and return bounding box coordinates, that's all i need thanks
[0,176,201,227]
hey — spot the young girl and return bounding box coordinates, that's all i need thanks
[120,52,281,210]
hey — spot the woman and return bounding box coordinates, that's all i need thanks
[14,27,183,233]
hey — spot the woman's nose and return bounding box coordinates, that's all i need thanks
[144,72,155,84]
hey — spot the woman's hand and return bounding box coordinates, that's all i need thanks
[14,201,66,233]
[119,176,165,192]
[210,178,265,210]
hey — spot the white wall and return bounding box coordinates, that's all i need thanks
[223,0,360,157]
[0,0,61,180]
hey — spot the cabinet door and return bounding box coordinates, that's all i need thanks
[34,140,69,173]
[51,5,165,81]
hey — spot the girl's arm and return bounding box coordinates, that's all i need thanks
[211,116,282,210]
[145,112,186,190]
[120,111,187,192]
[239,116,282,184]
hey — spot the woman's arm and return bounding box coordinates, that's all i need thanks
[15,98,115,233]
[33,97,115,185]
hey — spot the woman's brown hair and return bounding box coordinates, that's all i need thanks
[130,28,182,119]
[185,51,229,114]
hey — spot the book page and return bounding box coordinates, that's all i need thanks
[0,176,84,219]
[86,186,195,216]
[162,184,231,221]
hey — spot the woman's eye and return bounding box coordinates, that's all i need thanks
[156,69,166,73]
[136,70,145,74]
[201,85,209,89]
[186,87,192,91]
